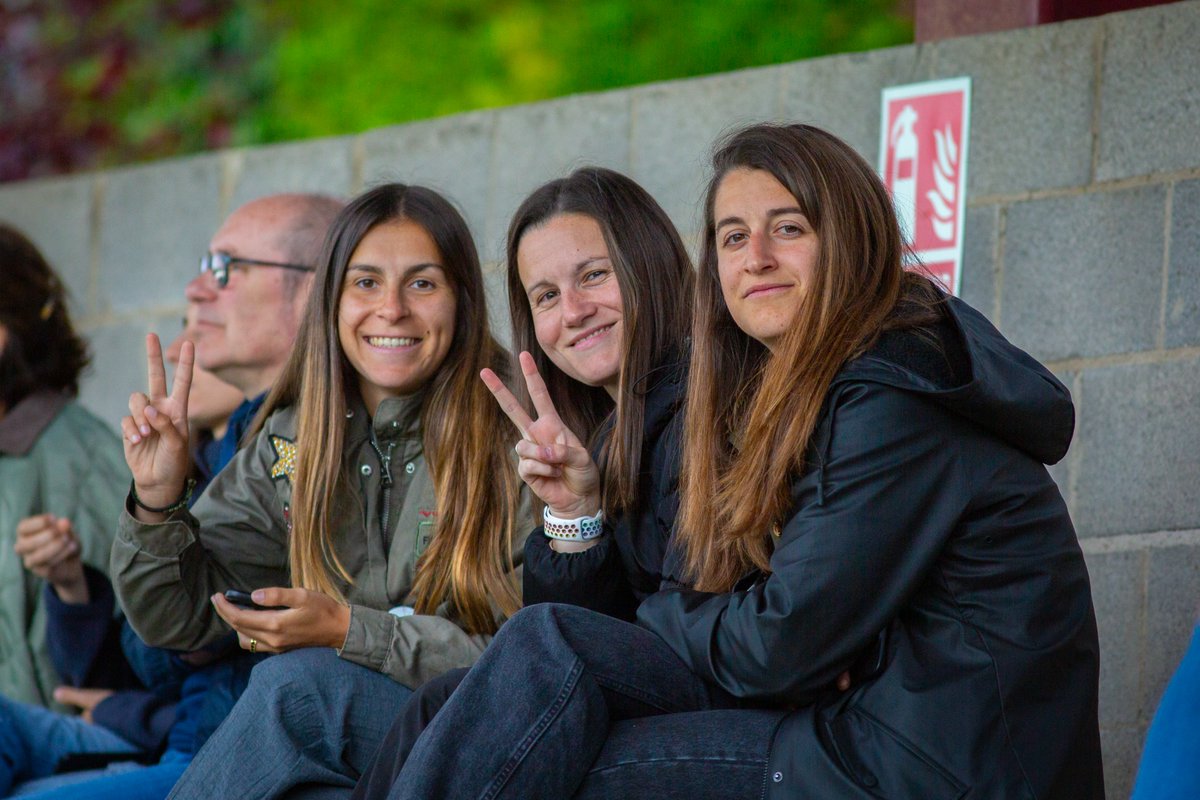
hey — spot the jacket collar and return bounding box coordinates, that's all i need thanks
[0,390,71,456]
[344,389,425,447]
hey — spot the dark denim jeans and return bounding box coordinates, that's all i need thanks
[167,647,413,800]
[386,603,785,800]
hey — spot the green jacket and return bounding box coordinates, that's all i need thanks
[111,393,528,688]
[0,393,128,707]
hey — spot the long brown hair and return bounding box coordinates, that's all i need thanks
[678,123,943,591]
[505,167,694,513]
[258,183,522,634]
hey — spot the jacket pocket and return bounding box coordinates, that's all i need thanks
[827,707,967,800]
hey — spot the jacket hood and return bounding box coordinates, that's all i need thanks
[839,296,1074,465]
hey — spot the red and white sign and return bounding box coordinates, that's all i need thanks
[878,77,971,296]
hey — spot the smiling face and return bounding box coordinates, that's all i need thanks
[336,219,457,415]
[516,213,624,398]
[713,168,820,351]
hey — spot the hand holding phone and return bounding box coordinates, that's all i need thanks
[223,589,288,611]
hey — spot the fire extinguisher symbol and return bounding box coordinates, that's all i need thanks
[890,105,919,242]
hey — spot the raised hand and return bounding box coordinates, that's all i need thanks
[121,333,194,517]
[211,588,351,653]
[481,351,600,518]
[14,514,88,603]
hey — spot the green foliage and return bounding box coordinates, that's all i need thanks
[252,0,911,142]
[0,0,910,179]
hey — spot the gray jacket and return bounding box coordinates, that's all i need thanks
[111,393,527,688]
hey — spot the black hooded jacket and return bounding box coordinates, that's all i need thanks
[637,297,1103,799]
[523,358,686,620]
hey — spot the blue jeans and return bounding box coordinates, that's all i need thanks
[0,695,140,795]
[11,753,189,800]
[167,647,414,800]
[1132,623,1200,800]
[386,603,783,800]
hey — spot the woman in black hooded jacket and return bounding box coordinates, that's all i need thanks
[362,124,1103,800]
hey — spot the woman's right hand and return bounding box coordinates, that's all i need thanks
[481,351,600,518]
[121,333,193,518]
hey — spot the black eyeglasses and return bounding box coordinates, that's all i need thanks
[200,251,314,288]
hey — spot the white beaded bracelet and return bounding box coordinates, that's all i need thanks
[543,506,605,541]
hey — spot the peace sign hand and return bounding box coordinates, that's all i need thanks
[481,351,601,519]
[121,333,194,518]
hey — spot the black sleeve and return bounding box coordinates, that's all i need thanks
[637,382,969,705]
[522,528,639,621]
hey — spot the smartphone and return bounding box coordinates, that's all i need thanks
[223,589,288,611]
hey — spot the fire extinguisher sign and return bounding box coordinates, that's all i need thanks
[878,77,972,296]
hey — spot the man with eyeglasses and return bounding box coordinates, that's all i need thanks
[0,194,346,799]
[188,193,344,467]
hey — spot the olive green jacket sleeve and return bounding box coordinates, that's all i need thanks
[110,410,293,652]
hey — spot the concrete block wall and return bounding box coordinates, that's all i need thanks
[1,2,1197,795]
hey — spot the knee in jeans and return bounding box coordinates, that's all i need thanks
[246,647,339,698]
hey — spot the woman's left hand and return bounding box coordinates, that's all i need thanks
[211,588,351,654]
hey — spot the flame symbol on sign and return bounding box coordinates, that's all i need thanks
[927,125,958,242]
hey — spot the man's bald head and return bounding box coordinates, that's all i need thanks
[185,193,344,397]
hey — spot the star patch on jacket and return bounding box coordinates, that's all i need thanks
[269,435,297,484]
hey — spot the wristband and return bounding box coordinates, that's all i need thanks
[130,478,195,515]
[542,506,605,541]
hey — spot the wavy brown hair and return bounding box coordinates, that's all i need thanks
[257,184,522,634]
[0,222,90,409]
[506,167,694,514]
[678,123,943,592]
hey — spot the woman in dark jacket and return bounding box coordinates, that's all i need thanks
[351,166,695,798]
[368,124,1104,800]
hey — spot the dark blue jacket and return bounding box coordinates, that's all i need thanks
[637,297,1103,799]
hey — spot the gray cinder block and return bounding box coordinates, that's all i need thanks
[485,91,631,264]
[1097,1,1200,181]
[1100,724,1147,800]
[1074,358,1200,537]
[1084,547,1145,728]
[1143,541,1200,720]
[1001,185,1165,362]
[931,17,1098,197]
[958,204,998,323]
[78,318,168,429]
[98,155,221,315]
[0,174,95,320]
[630,66,780,235]
[778,43,931,165]
[360,110,496,257]
[1166,179,1200,349]
[228,136,355,212]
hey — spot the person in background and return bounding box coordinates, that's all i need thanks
[1130,608,1200,800]
[2,194,342,800]
[0,325,240,797]
[0,221,128,709]
[186,192,345,459]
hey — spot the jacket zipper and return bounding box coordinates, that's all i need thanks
[369,434,396,535]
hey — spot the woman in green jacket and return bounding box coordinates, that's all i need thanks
[0,222,127,709]
[110,184,528,798]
